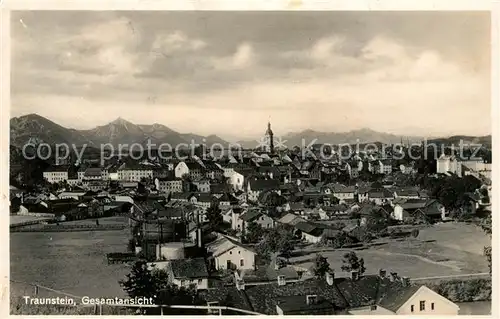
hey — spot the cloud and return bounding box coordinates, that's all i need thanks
[10,12,490,138]
[151,31,207,55]
[211,43,255,70]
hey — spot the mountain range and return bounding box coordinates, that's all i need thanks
[10,114,228,149]
[10,114,492,150]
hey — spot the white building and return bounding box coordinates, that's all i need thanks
[436,154,462,176]
[43,166,69,183]
[206,235,256,270]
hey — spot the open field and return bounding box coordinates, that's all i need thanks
[10,228,131,299]
[291,222,490,278]
[417,222,490,255]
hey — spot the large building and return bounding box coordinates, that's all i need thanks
[43,166,69,183]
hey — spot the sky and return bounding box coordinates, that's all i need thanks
[11,11,491,140]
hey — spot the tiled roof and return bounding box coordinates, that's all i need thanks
[278,213,306,225]
[206,235,256,258]
[243,278,349,315]
[398,199,427,210]
[277,295,336,314]
[378,284,422,312]
[368,188,393,198]
[249,179,280,191]
[45,165,70,172]
[199,282,253,311]
[169,258,209,279]
[239,209,263,222]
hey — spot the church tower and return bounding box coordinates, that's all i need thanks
[265,120,274,153]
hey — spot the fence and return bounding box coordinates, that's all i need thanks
[11,224,126,232]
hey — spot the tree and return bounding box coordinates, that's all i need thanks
[120,260,156,299]
[206,202,223,232]
[244,221,264,243]
[341,251,366,275]
[120,261,202,315]
[312,254,331,278]
[257,226,295,260]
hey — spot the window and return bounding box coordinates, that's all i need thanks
[420,301,425,311]
[240,259,244,267]
[370,305,377,311]
[431,303,434,310]
[238,251,241,254]
[198,279,203,285]
[229,251,232,255]
[411,305,414,313]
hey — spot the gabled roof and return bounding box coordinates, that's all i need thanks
[278,213,306,225]
[206,235,256,258]
[294,221,319,234]
[368,188,393,198]
[239,209,263,222]
[169,257,209,279]
[84,167,102,177]
[377,284,422,312]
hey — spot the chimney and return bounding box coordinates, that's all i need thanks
[351,270,359,281]
[326,271,335,286]
[389,272,398,282]
[236,279,245,291]
[401,276,410,287]
[379,269,387,278]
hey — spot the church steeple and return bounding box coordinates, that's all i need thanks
[265,119,274,153]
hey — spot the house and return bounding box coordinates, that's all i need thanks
[43,166,69,183]
[217,193,238,207]
[189,193,214,210]
[393,188,420,199]
[392,199,445,222]
[193,180,211,193]
[329,184,356,200]
[174,161,190,179]
[368,189,393,205]
[240,209,275,232]
[167,258,209,290]
[379,159,393,174]
[277,213,306,227]
[204,269,460,315]
[289,202,305,215]
[156,176,183,194]
[83,167,103,180]
[436,154,462,176]
[230,168,254,192]
[294,222,324,243]
[203,161,224,180]
[206,235,256,270]
[118,165,153,182]
[357,203,390,226]
[247,179,281,202]
[348,274,460,315]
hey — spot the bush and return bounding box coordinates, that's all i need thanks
[426,278,491,302]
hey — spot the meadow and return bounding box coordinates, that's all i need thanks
[291,222,490,278]
[10,218,132,300]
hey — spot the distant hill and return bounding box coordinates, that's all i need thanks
[9,114,228,149]
[237,128,425,149]
[427,135,492,147]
